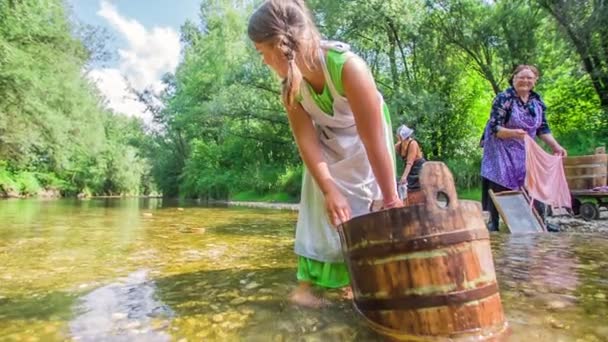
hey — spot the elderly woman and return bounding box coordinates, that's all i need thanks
[481,64,567,231]
[395,125,426,204]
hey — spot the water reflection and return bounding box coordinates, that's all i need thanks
[70,269,173,342]
[491,234,608,341]
[0,199,607,341]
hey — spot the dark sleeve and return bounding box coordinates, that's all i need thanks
[536,100,551,136]
[488,93,510,135]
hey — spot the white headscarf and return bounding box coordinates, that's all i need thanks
[397,125,414,139]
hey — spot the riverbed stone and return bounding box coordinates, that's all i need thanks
[112,312,127,321]
[244,281,261,290]
[230,297,247,305]
[546,300,569,310]
[594,326,608,338]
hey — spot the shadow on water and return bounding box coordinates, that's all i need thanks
[0,291,78,321]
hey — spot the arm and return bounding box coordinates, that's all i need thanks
[284,102,351,225]
[400,141,418,183]
[536,100,566,156]
[539,134,566,156]
[342,57,401,208]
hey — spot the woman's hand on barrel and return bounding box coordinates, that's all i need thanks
[383,196,404,209]
[324,188,352,227]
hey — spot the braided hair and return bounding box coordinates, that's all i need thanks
[248,0,321,106]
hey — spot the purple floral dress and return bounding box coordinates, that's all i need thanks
[481,87,551,189]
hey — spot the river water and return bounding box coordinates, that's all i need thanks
[0,198,606,341]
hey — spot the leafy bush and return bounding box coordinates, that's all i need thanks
[277,165,303,198]
[0,162,19,195]
[13,172,41,196]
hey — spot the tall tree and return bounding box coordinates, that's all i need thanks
[535,0,608,109]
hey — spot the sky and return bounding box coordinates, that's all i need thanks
[68,0,201,122]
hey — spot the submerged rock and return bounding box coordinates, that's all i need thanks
[230,297,247,305]
[244,281,261,290]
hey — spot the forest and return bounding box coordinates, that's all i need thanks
[1,0,606,201]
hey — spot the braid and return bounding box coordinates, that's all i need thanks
[279,33,301,106]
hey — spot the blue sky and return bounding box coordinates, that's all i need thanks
[68,0,202,121]
[69,0,200,34]
[69,0,201,56]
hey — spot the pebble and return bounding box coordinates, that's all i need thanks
[240,308,255,315]
[545,300,569,310]
[212,314,224,323]
[125,321,141,329]
[548,214,608,233]
[111,313,127,320]
[245,281,261,290]
[230,297,247,305]
[549,319,567,330]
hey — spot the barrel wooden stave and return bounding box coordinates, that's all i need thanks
[563,154,607,165]
[364,293,505,336]
[563,154,607,190]
[405,190,425,206]
[350,241,491,299]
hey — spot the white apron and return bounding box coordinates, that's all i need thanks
[294,41,395,263]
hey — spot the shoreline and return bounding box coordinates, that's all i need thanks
[219,200,608,234]
[211,200,300,211]
[4,196,607,233]
[0,195,164,200]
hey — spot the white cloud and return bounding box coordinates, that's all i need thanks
[88,0,181,121]
[88,68,147,118]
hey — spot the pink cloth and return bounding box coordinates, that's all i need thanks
[524,135,571,208]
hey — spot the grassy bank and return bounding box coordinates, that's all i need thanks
[230,191,299,204]
[457,187,482,201]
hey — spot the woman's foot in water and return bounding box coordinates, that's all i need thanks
[341,286,353,300]
[289,283,330,308]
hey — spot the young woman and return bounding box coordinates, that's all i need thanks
[248,0,402,307]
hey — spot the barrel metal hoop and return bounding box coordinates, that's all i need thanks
[347,228,489,260]
[354,282,499,311]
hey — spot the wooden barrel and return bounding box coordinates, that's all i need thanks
[338,162,508,341]
[563,153,607,191]
[405,189,425,206]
